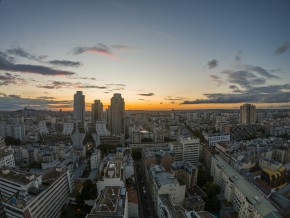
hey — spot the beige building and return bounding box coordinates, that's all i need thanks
[240,103,256,124]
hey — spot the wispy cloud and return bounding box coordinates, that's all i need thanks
[235,51,242,61]
[37,80,108,89]
[0,72,27,86]
[5,47,47,61]
[207,59,218,69]
[274,42,289,55]
[209,75,225,87]
[137,93,154,96]
[0,52,75,76]
[48,60,82,67]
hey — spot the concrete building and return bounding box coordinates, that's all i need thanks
[90,149,101,170]
[211,155,280,218]
[73,91,85,122]
[88,186,128,218]
[38,121,49,135]
[149,165,186,208]
[0,147,15,167]
[110,93,125,135]
[97,160,125,194]
[91,99,103,123]
[171,161,198,189]
[240,103,256,124]
[0,167,73,218]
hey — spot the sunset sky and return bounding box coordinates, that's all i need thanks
[0,0,290,111]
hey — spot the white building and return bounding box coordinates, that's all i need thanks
[0,167,73,218]
[203,133,230,146]
[169,137,200,166]
[211,155,280,218]
[62,123,74,135]
[38,121,49,135]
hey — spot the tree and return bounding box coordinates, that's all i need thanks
[5,136,21,146]
[197,168,213,187]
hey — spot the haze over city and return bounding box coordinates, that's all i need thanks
[0,0,290,111]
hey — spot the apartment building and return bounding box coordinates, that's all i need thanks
[211,155,280,218]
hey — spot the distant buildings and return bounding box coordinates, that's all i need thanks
[110,93,125,135]
[240,103,256,124]
[73,91,85,122]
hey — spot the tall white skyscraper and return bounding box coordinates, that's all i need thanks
[110,93,125,135]
[73,91,85,122]
[239,103,256,124]
[91,99,103,123]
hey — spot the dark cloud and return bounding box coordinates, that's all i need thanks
[0,54,75,76]
[0,72,27,86]
[106,83,126,86]
[229,85,242,93]
[72,43,115,58]
[0,95,73,110]
[139,99,150,101]
[0,93,7,97]
[274,42,289,55]
[5,47,46,61]
[235,51,242,61]
[76,85,107,89]
[37,96,56,100]
[48,60,82,67]
[181,84,290,104]
[137,93,154,96]
[207,59,218,69]
[79,76,97,80]
[245,65,280,79]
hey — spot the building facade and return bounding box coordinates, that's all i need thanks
[73,91,85,122]
[240,103,256,124]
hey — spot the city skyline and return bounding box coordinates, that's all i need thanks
[0,0,290,111]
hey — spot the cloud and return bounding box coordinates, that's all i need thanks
[221,65,279,89]
[137,93,154,96]
[181,84,290,104]
[5,47,47,61]
[79,76,97,80]
[0,95,73,110]
[0,53,75,76]
[0,72,27,86]
[274,42,289,55]
[235,51,242,61]
[139,99,150,101]
[37,80,108,89]
[48,60,82,67]
[73,43,115,58]
[207,59,218,69]
[164,96,188,101]
[209,75,225,86]
[0,93,7,97]
[111,45,140,51]
[106,83,126,86]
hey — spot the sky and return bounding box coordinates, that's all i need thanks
[0,0,290,111]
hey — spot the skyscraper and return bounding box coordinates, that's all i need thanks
[91,99,103,123]
[110,93,125,135]
[73,91,85,122]
[239,103,256,124]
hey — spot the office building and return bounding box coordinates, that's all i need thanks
[110,93,125,135]
[73,91,85,122]
[240,103,256,124]
[91,99,103,123]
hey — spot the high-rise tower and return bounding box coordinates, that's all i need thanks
[91,100,103,123]
[110,93,125,135]
[73,91,85,122]
[239,103,256,124]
